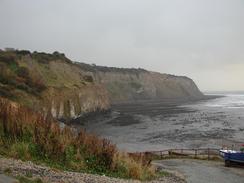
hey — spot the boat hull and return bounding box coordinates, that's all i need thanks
[220,150,244,166]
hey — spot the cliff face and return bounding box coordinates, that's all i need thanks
[76,63,204,103]
[0,50,110,121]
[0,49,203,121]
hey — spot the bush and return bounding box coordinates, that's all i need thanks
[0,86,14,98]
[53,51,66,59]
[0,54,46,95]
[16,66,46,93]
[0,52,16,63]
[32,51,71,64]
[0,97,155,180]
[9,142,31,160]
[129,82,142,90]
[83,75,93,82]
[112,153,155,180]
[17,67,30,78]
[16,50,31,56]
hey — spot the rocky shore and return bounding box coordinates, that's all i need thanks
[0,156,185,183]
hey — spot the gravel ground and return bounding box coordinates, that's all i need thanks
[0,157,185,183]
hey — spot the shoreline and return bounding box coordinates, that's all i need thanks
[68,94,226,152]
[73,94,223,125]
[72,93,244,153]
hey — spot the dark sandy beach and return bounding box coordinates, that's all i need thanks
[72,94,244,152]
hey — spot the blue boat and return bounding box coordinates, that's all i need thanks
[219,149,244,166]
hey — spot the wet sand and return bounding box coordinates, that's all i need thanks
[72,95,244,152]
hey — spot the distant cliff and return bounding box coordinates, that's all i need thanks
[0,49,203,121]
[75,63,204,103]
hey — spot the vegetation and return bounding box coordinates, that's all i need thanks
[75,62,148,74]
[0,49,111,122]
[3,167,43,183]
[0,97,156,180]
[16,176,43,183]
[83,75,94,82]
[0,50,98,94]
[129,82,142,90]
[32,51,71,64]
[0,50,46,96]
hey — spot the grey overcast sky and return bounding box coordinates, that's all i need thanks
[0,0,244,92]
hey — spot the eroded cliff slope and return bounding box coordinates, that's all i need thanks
[0,49,203,121]
[76,63,204,103]
[0,50,109,121]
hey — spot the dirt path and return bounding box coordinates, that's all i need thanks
[153,159,244,183]
[0,156,184,183]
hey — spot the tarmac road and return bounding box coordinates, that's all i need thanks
[0,174,18,183]
[153,159,244,183]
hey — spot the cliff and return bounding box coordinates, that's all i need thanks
[0,49,203,121]
[75,63,204,103]
[0,50,110,121]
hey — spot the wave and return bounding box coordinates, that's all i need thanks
[203,94,244,109]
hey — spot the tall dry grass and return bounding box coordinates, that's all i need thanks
[0,97,155,180]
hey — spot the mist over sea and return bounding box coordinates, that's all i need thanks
[80,92,244,152]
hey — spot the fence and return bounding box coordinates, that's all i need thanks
[129,148,221,163]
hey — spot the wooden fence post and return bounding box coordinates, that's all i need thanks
[208,148,210,160]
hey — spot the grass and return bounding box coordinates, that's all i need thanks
[16,176,43,183]
[0,97,156,181]
[3,167,43,183]
[157,171,171,177]
[0,51,46,96]
[3,167,12,174]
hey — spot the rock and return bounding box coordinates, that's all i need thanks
[76,63,204,103]
[0,50,203,122]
